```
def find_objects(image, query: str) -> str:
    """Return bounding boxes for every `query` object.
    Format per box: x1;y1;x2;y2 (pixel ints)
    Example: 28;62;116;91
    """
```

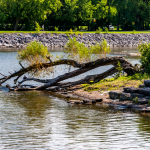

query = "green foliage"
74;27;78;32
17;40;50;64
105;27;108;33
90;39;111;59
82;72;150;92
114;61;123;79
138;43;150;73
95;27;102;34
133;97;139;104
55;26;58;31
64;37;110;62
148;100;150;106
35;22;42;32
69;28;73;32
132;30;136;34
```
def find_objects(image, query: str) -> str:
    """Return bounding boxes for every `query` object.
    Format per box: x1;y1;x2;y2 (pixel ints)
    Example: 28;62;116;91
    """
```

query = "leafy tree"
0;0;61;30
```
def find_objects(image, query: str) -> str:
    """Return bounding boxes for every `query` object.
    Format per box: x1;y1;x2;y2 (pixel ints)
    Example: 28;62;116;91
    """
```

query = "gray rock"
144;80;150;87
120;92;144;101
139;84;145;88
123;87;139;93
0;33;150;48
134;97;150;104
138;88;150;96
109;90;122;99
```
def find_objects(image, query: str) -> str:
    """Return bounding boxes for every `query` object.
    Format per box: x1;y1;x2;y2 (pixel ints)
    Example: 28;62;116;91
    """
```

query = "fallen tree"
0;56;138;91
0;39;139;91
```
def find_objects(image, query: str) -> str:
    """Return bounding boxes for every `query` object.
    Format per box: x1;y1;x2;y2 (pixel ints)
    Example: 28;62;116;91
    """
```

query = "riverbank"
56;83;150;113
50;74;150;113
0;33;150;48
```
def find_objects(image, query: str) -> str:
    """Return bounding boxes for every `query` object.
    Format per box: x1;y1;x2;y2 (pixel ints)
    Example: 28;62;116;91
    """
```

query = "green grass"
1;30;150;34
82;73;150;92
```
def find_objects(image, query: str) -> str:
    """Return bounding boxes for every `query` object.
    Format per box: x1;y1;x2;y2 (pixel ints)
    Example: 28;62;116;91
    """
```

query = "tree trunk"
14;18;20;31
117;12;120;31
0;56;138;91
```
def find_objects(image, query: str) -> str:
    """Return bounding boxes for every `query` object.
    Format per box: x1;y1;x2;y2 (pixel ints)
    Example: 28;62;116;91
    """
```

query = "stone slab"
123;87;140;93
138;88;150;96
120;92;144;101
109;90;122;99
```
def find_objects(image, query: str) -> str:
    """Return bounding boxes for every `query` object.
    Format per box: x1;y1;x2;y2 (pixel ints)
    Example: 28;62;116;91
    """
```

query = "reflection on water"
0;48;150;150
1;90;150;149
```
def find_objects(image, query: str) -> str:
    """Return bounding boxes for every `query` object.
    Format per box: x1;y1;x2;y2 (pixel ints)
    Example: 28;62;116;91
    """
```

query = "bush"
17;40;50;64
95;27;102;34
17;41;52;77
64;37;110;62
105;27;108;33
55;26;58;31
138;42;150;73
35;22;42;32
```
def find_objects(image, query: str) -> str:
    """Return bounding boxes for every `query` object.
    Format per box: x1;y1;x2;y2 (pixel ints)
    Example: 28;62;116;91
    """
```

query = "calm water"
1;48;150;150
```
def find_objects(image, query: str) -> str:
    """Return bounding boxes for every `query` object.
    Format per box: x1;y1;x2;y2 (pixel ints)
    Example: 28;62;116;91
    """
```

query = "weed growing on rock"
133;97;139;104
114;61;123;79
148;100;150;106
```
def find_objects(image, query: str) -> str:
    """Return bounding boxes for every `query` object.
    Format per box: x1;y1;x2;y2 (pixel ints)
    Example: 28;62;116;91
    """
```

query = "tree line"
0;0;150;31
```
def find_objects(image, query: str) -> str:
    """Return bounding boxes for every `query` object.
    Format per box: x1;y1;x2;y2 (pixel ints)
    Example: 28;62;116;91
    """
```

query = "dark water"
1;48;150;150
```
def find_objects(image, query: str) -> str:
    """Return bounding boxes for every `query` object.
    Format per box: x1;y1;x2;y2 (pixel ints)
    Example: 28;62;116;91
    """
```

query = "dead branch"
0;56;138;91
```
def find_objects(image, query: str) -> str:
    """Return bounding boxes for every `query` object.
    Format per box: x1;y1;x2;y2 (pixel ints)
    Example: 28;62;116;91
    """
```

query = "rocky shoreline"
54;80;150;113
0;33;150;48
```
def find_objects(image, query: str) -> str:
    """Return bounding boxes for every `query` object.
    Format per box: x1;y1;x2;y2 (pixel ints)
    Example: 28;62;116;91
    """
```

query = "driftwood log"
0;56;138;91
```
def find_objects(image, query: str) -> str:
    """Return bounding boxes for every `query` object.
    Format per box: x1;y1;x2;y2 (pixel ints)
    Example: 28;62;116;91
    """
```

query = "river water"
1;48;150;150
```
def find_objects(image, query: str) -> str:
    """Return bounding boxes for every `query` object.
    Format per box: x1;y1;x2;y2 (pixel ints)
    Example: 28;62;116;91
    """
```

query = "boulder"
144;80;150;87
138;88;150;96
139;84;145;88
120;92;144;101
123;87;140;93
109;90;122;99
134;97;150;104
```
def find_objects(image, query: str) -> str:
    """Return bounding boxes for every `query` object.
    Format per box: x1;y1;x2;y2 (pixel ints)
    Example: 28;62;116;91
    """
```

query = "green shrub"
69;28;73;32
55;26;58;31
105;27;108;33
64;37;110;62
114;61;123;79
138;42;150;73
96;27;102;34
35;22;42;32
17;40;50;64
133;97;139;104
148;100;150;106
132;29;136;34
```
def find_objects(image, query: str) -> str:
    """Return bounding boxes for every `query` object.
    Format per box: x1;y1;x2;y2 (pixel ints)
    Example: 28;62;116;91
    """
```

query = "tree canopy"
0;0;150;31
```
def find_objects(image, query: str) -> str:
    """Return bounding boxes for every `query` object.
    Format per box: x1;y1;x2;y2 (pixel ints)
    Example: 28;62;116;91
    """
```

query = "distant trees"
0;0;61;30
0;0;150;31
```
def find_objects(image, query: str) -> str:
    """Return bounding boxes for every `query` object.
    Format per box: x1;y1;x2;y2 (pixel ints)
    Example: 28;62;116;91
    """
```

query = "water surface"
1;48;150;150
